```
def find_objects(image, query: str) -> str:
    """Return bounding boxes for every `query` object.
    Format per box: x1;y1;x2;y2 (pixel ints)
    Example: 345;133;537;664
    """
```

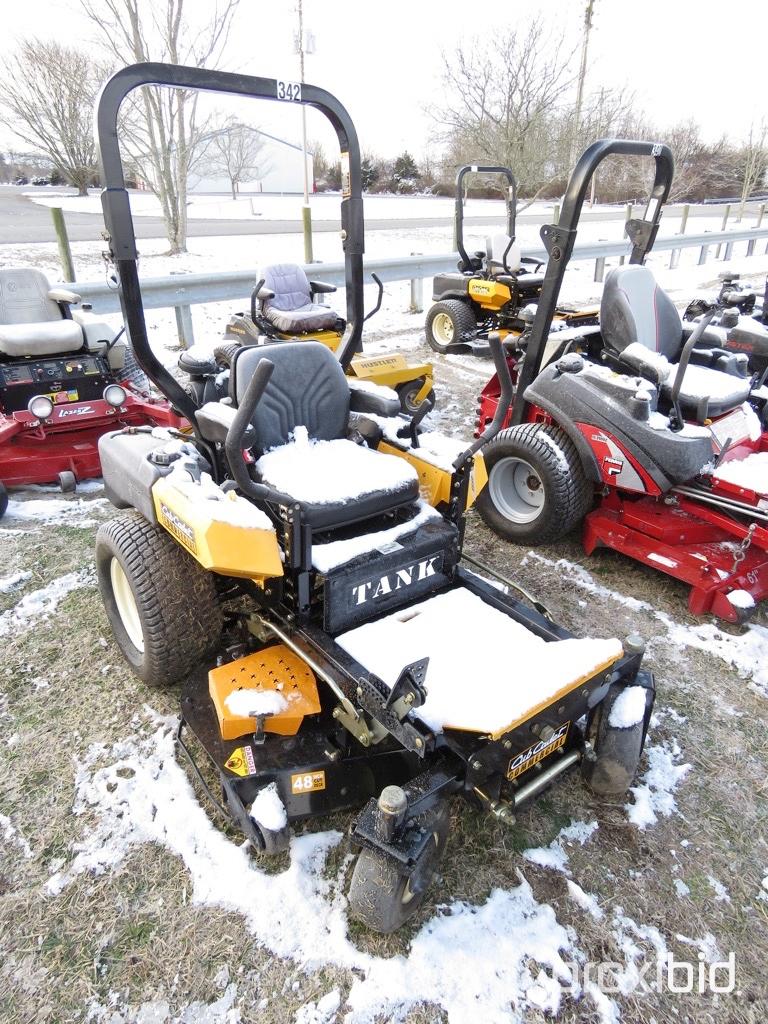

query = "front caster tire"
425;300;477;353
347;801;450;933
397;378;435;415
0;481;7;519
96;510;223;687
475;423;593;544
582;684;651;797
58;470;76;494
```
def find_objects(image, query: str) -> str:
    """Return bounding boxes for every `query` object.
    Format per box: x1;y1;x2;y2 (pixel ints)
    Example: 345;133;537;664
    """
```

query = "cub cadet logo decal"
225;745;257;777
291;770;325;794
56;405;94;418
351;556;440;605
158;502;197;553
471;283;493;294
506;723;569;781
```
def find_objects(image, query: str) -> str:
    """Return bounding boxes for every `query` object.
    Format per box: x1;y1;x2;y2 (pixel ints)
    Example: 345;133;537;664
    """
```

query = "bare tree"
738;122;768;221
209;119;268;199
0;41;106;195
432;23;577;197
81;0;240;254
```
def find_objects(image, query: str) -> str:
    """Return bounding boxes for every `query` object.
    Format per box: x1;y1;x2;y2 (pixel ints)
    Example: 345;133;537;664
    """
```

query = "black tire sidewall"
0;482;7;519
426;300;476;352
96;532;151;678
583;685;647;797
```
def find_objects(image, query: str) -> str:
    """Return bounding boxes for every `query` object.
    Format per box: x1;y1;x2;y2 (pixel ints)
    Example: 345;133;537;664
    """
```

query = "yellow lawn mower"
426;165;597;354
93;63;656;934
224;262;435;415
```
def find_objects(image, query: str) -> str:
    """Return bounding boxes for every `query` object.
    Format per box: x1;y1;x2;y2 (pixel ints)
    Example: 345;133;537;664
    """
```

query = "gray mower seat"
601;265;751;421
0;267;85;357
261;263;339;334
232;341;419;530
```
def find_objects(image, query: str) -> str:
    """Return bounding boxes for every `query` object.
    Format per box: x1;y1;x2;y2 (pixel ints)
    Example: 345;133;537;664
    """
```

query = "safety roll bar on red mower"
510;139;674;425
95;63;367;439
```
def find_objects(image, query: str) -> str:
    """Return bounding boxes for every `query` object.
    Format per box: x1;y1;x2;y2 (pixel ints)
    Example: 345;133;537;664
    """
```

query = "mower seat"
0;268;85;358
260;263;340;334
232;341;420;530
601;265;751;421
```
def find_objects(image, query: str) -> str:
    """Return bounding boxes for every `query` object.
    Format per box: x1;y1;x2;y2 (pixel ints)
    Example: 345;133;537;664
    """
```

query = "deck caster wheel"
397;379;435;416
0;481;7;519
582;683;651;797
58;470;77;493
347;800;450;933
252;821;291;855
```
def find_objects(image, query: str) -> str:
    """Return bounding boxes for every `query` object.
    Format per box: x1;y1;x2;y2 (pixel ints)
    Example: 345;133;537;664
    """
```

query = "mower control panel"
0;354;112;414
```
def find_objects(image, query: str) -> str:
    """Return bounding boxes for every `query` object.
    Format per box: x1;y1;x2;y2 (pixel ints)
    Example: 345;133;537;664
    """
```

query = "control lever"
397;392;434;449
669;310;715;431
452;332;513;469
363;273;384;322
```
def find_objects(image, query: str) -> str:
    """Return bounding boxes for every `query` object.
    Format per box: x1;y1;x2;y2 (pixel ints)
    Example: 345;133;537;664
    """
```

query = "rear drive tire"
425;300;477;353
347;800;450;933
396;379;435;415
96;510;223;687
582;684;649;797
476;423;593;544
0;482;7;519
58;470;76;494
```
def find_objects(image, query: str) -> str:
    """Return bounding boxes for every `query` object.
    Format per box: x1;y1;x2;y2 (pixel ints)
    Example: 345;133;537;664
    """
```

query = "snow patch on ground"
523;821;599;876
294;989;341;1024
566;880;604;920
0;571;31;594
0;570;94;639
85;984;241;1023
625;741;692;829
49;717;628;1024
5;496;107;527
0;812;33;859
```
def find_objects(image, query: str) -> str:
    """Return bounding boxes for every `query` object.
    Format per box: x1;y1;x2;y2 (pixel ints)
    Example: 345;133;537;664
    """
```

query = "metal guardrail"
66;225;768;346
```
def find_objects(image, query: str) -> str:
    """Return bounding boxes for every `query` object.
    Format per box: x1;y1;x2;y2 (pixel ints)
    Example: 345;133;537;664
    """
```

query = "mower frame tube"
511;139;674;425
95;63;366;429
454;165;518;272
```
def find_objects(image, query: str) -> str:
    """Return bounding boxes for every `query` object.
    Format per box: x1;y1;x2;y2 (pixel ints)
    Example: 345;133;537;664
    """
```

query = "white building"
192;130;314;195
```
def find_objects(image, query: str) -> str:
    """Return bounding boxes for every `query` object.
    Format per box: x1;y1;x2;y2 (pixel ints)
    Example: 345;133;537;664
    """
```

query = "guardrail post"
619;203;633;266
553;203;560;225
594;254;606;282
51;207;76;282
175;304;194;348
723;241;733;261
748;203;766;256
698;242;709;266
409;254;424;312
715;204;731;258
670;204;689;269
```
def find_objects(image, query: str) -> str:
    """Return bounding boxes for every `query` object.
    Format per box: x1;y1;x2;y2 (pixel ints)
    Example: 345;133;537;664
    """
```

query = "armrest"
48;287;81;304
309;280;336;295
617;342;672;386
195;401;256;447
256;286;275;301
681;321;727;348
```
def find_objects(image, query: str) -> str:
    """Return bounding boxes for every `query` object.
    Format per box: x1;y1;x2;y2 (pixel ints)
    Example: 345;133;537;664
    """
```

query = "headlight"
28;395;54;420
103;384;127;407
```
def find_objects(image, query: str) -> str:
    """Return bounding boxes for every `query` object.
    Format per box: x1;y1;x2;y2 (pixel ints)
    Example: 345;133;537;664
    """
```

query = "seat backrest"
488;234;522;273
261;264;312;312
232;341;349;453
601;265;682;360
0;268;61;325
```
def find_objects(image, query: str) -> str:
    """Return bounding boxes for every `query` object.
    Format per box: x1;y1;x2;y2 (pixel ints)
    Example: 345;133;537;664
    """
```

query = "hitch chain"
731;523;757;574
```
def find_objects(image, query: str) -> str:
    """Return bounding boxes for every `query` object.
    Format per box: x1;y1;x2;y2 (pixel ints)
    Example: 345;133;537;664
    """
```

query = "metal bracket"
385;657;429;719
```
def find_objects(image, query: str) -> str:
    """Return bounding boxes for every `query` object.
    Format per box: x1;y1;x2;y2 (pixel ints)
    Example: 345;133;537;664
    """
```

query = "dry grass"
1;336;768;1023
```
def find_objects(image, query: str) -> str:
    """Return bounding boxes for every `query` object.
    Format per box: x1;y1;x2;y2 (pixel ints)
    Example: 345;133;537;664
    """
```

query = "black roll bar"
510;138;674;426
95;62;366;431
454;165;517;272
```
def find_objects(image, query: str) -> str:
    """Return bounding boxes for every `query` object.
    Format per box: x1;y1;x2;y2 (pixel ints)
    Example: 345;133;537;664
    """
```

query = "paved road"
0;186;764;245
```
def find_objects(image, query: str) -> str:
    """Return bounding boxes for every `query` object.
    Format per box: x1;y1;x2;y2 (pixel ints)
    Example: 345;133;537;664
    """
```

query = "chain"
731;523;757;573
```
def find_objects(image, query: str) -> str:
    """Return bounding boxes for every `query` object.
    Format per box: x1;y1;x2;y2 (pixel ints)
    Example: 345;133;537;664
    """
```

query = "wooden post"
670;204;689;269
715;204;730;258
51;207;75;282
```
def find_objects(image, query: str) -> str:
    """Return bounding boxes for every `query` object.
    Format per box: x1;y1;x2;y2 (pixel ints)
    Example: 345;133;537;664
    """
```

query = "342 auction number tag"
276;80;302;101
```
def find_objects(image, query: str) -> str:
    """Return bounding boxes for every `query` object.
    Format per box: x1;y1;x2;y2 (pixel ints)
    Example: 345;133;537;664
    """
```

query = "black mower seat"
601;266;751;421
261;263;339;334
233;341;419;530
0;268;84;357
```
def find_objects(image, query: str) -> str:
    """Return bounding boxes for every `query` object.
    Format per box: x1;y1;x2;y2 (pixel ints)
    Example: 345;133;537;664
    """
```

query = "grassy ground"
1;330;768;1023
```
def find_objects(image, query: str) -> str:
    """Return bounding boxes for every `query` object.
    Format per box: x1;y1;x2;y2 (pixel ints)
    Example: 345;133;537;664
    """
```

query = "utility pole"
569;0;595;169
296;0;314;263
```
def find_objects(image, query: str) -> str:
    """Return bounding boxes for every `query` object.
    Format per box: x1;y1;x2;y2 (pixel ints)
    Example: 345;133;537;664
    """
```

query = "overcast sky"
1;0;766;162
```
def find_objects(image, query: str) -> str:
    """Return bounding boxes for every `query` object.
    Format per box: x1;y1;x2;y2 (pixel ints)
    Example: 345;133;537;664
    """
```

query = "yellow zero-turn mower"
426;165;598;354
93;63;655;933
223;264;434;416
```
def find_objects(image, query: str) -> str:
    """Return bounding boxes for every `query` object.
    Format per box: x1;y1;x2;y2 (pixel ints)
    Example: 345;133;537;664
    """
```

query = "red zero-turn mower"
0;268;182;517
474;139;768;623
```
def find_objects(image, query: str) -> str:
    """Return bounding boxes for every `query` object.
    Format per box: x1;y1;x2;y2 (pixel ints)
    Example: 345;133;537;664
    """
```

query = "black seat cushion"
601;265;683;360
231;341;350;454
